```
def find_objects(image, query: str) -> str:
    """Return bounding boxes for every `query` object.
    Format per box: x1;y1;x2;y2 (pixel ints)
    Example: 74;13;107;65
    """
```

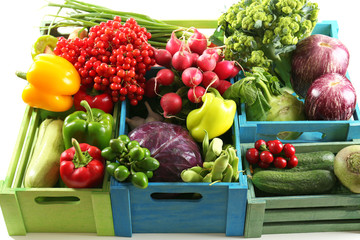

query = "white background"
0;0;359;239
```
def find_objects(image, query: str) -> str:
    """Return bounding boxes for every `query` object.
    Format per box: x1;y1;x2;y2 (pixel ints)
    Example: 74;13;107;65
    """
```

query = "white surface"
0;0;359;239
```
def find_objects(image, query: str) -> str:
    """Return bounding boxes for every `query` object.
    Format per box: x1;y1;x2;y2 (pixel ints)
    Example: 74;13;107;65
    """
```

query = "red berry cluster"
245;139;298;169
53;16;156;106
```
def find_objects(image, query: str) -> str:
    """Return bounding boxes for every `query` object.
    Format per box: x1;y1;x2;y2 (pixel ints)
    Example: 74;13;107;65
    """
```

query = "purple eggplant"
305;73;356;120
291;34;350;98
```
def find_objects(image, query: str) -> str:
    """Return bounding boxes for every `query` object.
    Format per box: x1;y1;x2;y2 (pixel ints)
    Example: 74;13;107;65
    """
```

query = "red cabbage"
129;121;203;182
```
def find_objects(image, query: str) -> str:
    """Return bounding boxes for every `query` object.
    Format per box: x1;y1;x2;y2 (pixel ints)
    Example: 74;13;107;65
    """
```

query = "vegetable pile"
103;135;160;189
53;16;156;105
214;0;319;88
246;141;360;196
181;131;239;183
13;0;360;198
246;139;298;169
146;27;241;120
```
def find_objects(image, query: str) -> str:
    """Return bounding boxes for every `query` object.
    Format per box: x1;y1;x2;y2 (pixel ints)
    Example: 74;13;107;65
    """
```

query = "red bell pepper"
60;138;105;188
73;86;114;114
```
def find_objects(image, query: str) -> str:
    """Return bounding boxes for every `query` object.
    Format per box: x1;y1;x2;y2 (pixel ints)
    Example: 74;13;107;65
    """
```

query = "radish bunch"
147;28;241;117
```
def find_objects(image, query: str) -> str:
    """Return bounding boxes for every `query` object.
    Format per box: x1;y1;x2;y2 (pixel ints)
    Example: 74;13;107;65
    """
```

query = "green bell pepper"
63;100;114;150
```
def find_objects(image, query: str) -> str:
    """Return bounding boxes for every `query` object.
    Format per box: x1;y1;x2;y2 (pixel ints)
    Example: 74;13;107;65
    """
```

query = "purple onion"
291;34;350;98
305;73;356;120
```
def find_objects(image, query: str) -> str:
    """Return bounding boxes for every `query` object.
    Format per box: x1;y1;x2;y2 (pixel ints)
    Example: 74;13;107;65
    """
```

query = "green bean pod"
202;130;209;157
190;165;209;177
203;173;213;183
205;138;223;162
210;151;230;181
222;164;234;182
227;147;239;182
189;166;204;174
181;169;204;182
203;162;214;169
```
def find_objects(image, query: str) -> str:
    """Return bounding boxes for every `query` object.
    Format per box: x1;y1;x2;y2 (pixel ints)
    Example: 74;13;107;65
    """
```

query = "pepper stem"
15;71;27;80
72;138;92;168
207;87;223;99
80;100;94;122
72;138;87;165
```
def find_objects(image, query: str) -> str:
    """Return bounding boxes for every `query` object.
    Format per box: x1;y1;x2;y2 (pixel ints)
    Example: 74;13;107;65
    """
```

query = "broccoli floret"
215;0;319;88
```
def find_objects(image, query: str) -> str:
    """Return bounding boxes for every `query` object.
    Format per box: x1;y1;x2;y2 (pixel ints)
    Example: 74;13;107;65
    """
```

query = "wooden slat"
263;220;360;234
264;207;360;222
244;199;266;238
262;194;360;209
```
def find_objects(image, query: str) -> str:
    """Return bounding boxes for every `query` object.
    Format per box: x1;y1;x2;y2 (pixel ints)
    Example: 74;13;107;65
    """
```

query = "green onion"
44;0;192;47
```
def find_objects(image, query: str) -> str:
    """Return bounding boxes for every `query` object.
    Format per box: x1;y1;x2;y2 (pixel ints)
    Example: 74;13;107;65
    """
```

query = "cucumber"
255;151;335;173
252;169;336;195
295;151;335;171
24;119;65;188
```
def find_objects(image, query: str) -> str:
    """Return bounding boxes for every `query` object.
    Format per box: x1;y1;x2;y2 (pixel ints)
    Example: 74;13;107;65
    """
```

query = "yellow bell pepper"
186;88;236;142
21;54;81;112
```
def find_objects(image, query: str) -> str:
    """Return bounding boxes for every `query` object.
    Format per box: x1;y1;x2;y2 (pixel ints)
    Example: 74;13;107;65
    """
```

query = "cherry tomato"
273;157;287;169
258;160;271;169
267;140;284;154
259;151;274;163
254;139;267;151
246;148;260;164
288;155;298;168
283;143;296;157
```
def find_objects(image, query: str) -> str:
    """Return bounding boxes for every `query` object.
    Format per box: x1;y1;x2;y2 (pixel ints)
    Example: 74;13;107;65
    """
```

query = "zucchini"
252;169;336;195
24;119;65;188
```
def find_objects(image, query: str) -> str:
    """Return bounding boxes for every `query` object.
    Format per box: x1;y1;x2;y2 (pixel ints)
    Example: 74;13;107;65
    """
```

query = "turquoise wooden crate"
238;21;360;143
110;68;248;237
241;140;360;238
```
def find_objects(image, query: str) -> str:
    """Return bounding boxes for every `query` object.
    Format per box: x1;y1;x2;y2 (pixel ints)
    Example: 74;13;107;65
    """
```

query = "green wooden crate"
241;141;360;238
0;104;119;236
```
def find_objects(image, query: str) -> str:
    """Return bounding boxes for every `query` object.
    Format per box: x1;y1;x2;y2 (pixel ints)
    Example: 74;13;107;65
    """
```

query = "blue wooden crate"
238;21;360;143
110;69;247;237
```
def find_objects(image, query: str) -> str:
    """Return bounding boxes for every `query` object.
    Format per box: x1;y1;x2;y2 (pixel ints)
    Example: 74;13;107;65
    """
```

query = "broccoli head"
215;0;319;88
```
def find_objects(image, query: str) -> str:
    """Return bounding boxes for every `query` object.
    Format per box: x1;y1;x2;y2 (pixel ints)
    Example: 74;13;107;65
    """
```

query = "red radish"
187;28;208;55
181;67;203;87
187;86;206;103
197;53;217;72
144;77;159;98
202;71;220;88
214;60;238;80
216;80;232;95
172;50;193;72
155;68;174;86
190;52;199;67
229;64;241;78
160;92;182;117
166;31;183;56
154;49;172;68
203;48;222;62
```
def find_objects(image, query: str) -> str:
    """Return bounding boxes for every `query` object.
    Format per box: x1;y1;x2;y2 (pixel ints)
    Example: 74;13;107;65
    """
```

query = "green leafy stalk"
223;67;305;122
44;0;191;47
